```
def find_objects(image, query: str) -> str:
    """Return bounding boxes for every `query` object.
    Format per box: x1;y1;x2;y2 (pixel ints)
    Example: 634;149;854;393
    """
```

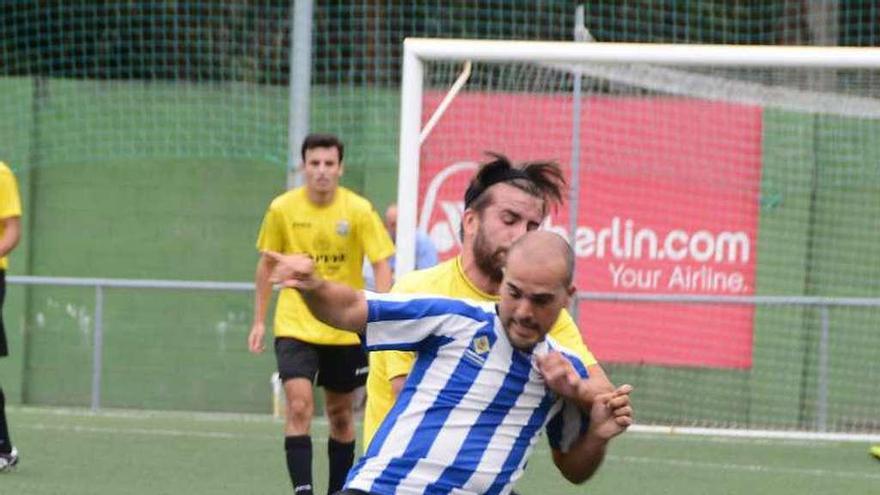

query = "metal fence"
8;276;880;432
8;275;256;411
575;292;880;432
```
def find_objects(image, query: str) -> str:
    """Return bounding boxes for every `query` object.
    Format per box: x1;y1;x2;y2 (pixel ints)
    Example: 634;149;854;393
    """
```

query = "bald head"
498;230;575;350
507;231;575;287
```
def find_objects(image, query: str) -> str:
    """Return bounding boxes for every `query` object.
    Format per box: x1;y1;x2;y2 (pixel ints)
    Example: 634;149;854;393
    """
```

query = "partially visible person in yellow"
363;153;615;448
871;445;880;461
0;161;22;472
247;134;394;495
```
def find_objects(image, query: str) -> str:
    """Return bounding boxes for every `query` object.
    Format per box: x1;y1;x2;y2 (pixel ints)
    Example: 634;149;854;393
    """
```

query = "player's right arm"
248;252;277;353
267;251;368;332
249;204;285;354
270;251;462;347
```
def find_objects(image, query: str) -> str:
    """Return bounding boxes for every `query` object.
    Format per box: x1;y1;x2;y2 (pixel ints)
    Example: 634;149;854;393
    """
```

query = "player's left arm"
539;351;633;483
550;384;633;483
0;216;21;258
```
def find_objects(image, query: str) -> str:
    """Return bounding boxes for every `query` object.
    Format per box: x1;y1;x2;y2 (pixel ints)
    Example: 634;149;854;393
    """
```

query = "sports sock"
327;438;355;494
285;435;314;495
0;387;10;454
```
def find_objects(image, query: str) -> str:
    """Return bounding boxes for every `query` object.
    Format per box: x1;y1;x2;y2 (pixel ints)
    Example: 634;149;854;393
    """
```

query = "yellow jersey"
0;162;21;270
363;256;597;446
256;186;394;345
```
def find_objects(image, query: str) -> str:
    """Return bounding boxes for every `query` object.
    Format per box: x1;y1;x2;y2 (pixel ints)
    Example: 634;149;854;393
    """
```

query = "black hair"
464;152;566;215
300;133;344;162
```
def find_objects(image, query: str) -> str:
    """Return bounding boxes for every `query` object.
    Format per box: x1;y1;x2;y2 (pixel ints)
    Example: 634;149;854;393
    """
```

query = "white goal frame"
395;38;880;276
394;39;880;442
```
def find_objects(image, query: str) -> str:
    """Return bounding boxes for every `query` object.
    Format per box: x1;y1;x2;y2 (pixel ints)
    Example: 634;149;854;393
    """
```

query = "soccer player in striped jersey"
363;153;615;452
266;230;634;495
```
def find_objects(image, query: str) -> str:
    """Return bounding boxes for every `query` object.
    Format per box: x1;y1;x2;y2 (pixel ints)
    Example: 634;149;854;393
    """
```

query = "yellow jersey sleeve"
363;349;417;448
0;163;22;270
256;205;287;253
384;350;416;381
548;309;597;366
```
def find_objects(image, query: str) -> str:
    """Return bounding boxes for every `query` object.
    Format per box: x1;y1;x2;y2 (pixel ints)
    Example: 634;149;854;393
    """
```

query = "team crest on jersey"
463;335;491;367
472;336;490;355
336;220;350;236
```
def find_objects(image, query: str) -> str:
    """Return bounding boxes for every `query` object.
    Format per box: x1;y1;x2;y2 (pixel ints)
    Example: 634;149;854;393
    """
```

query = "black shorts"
274;336;368;393
0;270;7;358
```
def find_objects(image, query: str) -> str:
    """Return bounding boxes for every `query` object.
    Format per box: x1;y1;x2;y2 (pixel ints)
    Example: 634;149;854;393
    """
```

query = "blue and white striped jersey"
347;292;591;495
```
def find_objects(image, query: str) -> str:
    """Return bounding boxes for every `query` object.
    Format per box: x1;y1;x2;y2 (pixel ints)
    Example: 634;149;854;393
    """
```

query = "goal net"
398;39;880;440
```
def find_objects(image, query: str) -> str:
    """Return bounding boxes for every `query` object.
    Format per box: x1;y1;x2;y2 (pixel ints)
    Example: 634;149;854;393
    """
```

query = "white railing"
574;291;880;435
8;275;256;411
8;276;880;437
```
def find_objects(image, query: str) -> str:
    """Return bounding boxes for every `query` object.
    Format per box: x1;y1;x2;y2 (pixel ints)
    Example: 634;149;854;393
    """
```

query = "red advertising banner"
419;92;763;369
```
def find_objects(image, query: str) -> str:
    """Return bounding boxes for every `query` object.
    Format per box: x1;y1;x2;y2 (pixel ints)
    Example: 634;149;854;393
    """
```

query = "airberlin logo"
543;217;750;264
542;217;753;293
420;162;750;265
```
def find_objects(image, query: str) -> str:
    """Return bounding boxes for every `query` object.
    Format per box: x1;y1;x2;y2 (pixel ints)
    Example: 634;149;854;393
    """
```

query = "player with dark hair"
0;161;21;472
266;230;633;495
362;152;615;452
248;133;395;495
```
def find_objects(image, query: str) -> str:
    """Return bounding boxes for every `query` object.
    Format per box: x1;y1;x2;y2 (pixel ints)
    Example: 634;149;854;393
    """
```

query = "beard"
472;226;507;284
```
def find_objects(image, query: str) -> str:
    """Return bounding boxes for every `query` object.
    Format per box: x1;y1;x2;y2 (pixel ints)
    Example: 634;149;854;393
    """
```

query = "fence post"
816;305;830;431
91;284;104;411
287;0;313;189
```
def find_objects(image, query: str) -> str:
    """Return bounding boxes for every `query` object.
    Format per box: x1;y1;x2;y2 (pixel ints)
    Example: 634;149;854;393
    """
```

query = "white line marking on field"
10;405;291;424
627;431;850;447
608;454;880;481
10;405;342;427
629;424;880;443
21;422;278;441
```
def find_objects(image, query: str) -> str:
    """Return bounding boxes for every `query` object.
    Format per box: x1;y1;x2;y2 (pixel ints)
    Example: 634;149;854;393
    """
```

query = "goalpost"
396;38;880;442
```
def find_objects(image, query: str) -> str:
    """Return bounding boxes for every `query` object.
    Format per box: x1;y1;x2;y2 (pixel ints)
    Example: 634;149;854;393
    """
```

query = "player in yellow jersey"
364;153;616;459
0;162;21;472
248;134;395;495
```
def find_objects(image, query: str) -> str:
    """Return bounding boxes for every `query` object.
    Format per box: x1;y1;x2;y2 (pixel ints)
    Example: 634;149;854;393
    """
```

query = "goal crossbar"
395;38;880;276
